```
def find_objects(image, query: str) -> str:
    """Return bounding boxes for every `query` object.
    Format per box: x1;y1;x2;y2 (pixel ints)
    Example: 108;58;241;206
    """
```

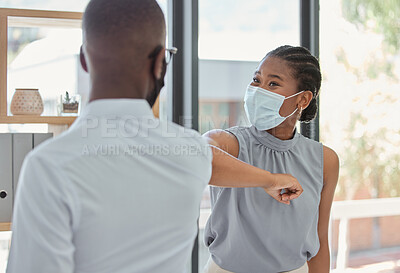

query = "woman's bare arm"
308;145;340;272
204;129;303;204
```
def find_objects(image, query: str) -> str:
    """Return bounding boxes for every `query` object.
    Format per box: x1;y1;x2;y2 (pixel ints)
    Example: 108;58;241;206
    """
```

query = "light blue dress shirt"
7;99;212;273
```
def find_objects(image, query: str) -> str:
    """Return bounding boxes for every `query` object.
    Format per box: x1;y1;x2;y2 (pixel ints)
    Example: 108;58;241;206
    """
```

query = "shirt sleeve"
197;134;213;186
185;129;213;186
6;153;79;273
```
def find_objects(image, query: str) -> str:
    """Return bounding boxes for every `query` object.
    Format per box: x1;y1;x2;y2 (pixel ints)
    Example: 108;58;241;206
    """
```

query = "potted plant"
62;91;79;114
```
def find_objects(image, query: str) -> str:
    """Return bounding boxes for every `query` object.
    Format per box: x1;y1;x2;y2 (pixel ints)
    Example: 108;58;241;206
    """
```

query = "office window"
320;0;400;271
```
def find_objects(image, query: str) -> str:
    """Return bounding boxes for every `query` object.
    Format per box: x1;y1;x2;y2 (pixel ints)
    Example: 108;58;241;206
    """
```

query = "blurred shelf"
0;116;76;125
0;222;11;232
0;8;83;127
0;8;82;21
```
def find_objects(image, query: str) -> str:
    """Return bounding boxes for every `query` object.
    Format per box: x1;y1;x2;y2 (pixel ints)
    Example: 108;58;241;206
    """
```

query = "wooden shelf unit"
0;8;82;125
0;222;11;232
0;9;83;231
0;115;76;125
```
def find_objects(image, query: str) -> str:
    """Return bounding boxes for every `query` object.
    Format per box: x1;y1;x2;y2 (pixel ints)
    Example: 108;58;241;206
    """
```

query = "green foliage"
337;111;400;200
342;0;400;54
336;113;400;199
64;91;71;103
335;47;397;82
340;0;399;82
335;1;400;200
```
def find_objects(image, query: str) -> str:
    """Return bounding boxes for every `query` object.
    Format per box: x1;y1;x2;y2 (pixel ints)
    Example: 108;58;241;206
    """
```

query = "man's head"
80;0;167;106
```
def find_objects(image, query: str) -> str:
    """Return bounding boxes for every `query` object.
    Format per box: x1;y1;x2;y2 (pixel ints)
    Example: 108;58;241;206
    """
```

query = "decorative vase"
10;88;44;115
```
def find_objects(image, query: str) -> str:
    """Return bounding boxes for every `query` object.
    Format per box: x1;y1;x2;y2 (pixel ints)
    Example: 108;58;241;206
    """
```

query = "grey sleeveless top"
204;126;323;273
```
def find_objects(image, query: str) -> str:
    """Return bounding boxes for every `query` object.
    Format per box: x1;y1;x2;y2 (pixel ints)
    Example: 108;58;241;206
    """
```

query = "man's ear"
152;93;160;118
153;47;165;80
298;90;314;109
80;46;88;73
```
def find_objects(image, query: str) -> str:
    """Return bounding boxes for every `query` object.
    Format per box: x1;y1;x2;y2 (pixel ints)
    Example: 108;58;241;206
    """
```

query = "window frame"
300;0;320;141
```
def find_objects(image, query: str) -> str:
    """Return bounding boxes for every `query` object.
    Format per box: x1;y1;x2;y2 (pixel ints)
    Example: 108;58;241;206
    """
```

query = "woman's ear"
298;90;314;110
153;47;166;80
80;46;88;73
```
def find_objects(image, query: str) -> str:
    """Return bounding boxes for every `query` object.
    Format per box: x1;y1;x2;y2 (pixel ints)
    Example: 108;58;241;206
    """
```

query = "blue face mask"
244;85;304;130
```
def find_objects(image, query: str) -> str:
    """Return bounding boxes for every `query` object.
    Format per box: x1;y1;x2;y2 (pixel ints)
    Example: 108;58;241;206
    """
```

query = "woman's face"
250;56;301;118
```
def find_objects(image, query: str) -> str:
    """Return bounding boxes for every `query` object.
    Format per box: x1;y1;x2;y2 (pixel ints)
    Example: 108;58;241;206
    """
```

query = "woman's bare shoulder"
203;129;239;158
322;145;339;186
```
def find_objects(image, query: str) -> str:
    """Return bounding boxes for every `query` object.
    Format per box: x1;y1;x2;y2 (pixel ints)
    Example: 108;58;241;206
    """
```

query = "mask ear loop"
285;90;305;100
283;92;304;118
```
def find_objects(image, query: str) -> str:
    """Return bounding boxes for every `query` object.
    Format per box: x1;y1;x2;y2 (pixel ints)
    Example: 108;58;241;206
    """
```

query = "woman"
203;45;339;273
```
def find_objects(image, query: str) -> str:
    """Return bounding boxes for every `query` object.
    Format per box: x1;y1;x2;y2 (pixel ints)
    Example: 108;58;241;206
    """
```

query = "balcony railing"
330;197;400;271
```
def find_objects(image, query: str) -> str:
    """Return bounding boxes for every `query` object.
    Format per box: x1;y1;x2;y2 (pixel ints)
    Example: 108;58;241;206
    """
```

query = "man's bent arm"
7;154;76;273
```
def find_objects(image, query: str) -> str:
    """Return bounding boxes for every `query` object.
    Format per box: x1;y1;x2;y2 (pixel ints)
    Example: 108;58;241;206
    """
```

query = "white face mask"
244;85;303;131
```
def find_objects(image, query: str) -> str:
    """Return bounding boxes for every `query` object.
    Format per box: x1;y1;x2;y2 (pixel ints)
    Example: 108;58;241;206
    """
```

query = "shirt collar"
250;125;300;152
79;99;153;118
72;99;155;128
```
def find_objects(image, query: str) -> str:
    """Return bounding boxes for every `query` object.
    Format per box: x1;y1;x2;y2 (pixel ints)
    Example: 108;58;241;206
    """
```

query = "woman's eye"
252;77;260;83
269;81;279;87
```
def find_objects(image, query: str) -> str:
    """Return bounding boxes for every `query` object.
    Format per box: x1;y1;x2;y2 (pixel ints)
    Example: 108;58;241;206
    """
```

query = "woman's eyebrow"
254;71;284;81
267;74;284;81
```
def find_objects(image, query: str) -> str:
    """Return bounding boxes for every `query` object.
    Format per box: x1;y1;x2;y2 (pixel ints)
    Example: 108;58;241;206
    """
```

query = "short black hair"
265;45;322;122
82;0;165;56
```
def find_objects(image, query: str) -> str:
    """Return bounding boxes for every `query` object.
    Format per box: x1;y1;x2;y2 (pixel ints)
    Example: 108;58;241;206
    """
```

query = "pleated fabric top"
204;126;324;273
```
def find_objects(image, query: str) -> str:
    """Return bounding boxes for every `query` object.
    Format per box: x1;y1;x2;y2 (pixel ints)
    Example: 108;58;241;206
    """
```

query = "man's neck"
88;81;148;102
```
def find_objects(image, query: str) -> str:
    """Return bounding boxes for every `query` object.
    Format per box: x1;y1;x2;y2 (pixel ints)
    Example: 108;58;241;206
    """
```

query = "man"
7;0;303;272
7;1;211;272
